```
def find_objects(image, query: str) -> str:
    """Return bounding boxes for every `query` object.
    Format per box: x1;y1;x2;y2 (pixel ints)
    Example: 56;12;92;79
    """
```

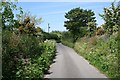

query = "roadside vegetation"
2;0;120;79
60;2;120;78
2;1;57;78
74;33;118;78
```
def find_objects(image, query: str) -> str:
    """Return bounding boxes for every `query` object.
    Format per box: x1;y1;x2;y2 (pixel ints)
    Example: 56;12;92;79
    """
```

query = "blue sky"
15;2;113;32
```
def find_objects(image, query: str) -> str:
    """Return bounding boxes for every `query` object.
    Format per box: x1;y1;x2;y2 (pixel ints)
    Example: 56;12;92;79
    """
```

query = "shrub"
2;30;56;78
95;27;105;36
61;31;74;48
2;30;20;78
16;40;56;78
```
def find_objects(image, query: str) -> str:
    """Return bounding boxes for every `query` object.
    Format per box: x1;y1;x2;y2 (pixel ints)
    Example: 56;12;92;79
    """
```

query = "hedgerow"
2;30;56;78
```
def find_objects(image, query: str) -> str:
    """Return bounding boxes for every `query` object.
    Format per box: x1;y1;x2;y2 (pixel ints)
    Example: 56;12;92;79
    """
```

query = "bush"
2;30;19;78
2;30;42;78
2;30;56;78
61;31;74;48
16;40;56;78
42;32;61;43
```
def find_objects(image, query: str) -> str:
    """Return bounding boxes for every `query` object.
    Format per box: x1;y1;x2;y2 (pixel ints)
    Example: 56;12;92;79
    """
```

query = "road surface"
44;43;107;78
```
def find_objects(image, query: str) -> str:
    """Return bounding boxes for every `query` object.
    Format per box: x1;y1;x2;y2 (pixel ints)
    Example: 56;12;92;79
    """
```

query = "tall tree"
2;1;23;30
100;2;120;35
64;7;96;42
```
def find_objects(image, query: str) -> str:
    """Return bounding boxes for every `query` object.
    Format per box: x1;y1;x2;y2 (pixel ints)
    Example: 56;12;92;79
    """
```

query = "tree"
101;23;107;32
2;1;23;30
2;2;14;29
87;22;97;37
64;7;96;42
18;16;43;36
18;16;36;35
16;11;42;26
100;2;120;35
35;27;43;33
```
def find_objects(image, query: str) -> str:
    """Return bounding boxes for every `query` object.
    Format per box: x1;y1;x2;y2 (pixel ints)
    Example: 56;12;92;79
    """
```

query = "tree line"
64;2;120;42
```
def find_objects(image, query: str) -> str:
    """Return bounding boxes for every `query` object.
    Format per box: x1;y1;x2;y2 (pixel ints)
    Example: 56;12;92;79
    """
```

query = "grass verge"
62;33;119;78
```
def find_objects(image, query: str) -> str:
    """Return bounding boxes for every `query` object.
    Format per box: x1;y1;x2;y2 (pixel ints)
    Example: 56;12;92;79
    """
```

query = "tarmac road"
44;43;108;78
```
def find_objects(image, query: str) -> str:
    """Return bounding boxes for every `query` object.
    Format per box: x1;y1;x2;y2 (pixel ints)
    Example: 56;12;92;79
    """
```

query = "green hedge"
16;40;56;78
2;30;56;78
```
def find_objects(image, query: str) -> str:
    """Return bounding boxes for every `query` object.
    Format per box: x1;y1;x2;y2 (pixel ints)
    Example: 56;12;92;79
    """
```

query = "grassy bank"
61;33;119;78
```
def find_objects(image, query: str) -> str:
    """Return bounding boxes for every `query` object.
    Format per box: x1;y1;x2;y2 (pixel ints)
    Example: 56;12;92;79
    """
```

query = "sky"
15;2;117;32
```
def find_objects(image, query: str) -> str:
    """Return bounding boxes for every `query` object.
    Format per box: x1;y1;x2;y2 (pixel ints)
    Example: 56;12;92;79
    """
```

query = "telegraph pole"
48;23;50;33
